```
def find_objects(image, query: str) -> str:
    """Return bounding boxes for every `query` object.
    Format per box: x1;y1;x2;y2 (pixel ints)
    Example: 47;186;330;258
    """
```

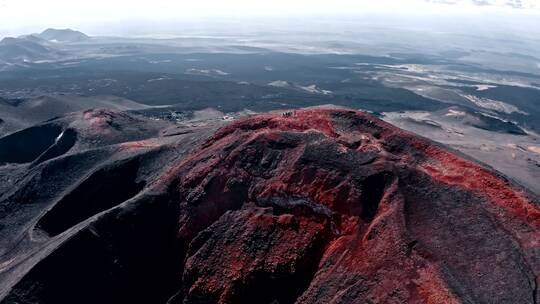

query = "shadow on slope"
0;124;65;164
36;157;146;236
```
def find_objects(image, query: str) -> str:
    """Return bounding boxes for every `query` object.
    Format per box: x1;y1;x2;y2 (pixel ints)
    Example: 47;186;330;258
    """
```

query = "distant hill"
37;28;89;42
12;34;49;44
0;36;55;61
0;95;150;136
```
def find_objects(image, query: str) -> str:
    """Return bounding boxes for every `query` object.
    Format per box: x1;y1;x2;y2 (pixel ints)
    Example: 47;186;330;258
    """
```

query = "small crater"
33;129;78;165
0;124;64;163
35;158;146;236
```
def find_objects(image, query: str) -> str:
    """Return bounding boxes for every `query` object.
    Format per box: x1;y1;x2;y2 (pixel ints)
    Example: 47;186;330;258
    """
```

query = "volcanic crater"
0;108;539;304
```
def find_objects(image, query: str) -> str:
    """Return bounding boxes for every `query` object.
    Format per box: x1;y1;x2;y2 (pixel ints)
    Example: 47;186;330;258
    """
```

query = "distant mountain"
36;28;89;42
0;36;55;61
15;34;50;44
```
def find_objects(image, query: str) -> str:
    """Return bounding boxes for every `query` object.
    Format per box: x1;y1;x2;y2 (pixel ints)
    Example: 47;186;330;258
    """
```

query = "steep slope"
0;108;538;304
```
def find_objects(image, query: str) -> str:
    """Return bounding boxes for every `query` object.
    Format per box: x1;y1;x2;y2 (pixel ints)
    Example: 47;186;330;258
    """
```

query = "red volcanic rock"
1;108;539;304
167;109;540;303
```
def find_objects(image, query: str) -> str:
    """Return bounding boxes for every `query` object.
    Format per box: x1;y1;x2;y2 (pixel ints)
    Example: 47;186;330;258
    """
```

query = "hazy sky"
1;0;539;36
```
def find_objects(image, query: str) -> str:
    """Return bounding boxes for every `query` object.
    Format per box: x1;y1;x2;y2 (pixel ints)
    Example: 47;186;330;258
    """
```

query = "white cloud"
428;0;539;9
0;0;538;36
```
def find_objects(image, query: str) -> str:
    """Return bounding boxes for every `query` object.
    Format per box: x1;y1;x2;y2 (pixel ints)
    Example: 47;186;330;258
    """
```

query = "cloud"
0;0;538;37
425;0;459;4
505;0;523;8
471;0;493;5
426;0;538;9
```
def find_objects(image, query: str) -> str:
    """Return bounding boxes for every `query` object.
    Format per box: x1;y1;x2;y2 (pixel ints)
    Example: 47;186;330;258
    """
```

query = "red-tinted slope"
165;108;540;303
1;108;539;304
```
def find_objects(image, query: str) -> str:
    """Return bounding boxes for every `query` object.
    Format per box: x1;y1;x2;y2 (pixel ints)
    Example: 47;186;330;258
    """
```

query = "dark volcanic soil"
0;108;539;304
